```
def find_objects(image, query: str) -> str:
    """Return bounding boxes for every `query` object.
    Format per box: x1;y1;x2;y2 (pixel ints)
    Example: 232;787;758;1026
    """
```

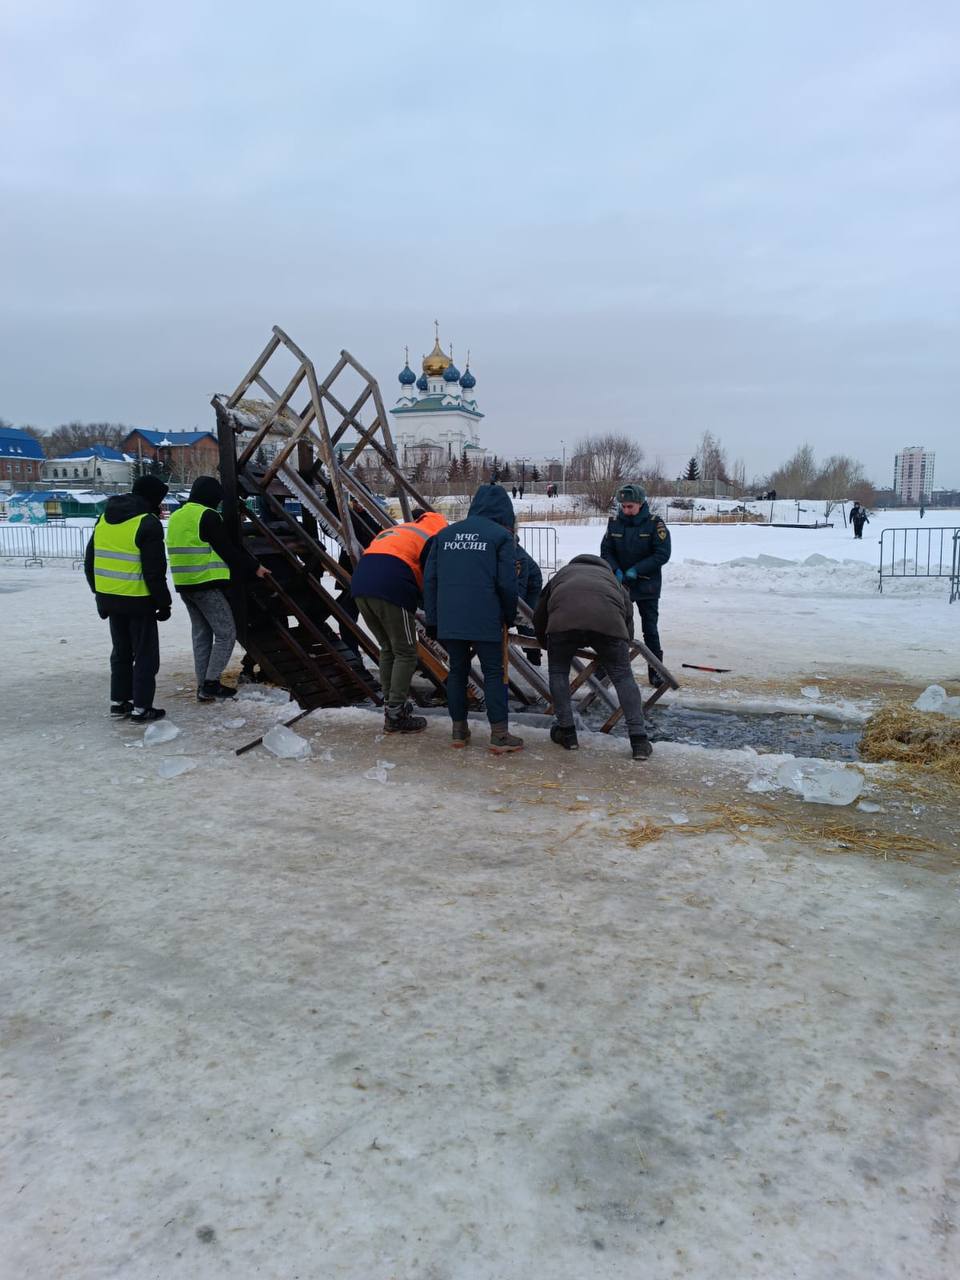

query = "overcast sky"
2;0;958;485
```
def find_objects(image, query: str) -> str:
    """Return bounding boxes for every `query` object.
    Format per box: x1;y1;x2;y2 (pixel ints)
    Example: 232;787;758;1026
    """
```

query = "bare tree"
767;442;818;498
640;453;668;497
812;454;867;514
696;431;729;487
574;432;645;512
730;457;748;496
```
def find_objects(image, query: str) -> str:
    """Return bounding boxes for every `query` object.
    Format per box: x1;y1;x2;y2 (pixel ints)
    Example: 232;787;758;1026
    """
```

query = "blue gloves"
624;565;639;582
614;568;624;583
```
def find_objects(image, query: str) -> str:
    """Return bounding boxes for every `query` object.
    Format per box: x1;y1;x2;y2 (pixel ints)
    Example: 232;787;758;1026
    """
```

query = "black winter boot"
451;720;472;748
550;724;579;750
200;680;237;701
630;734;653;760
130;707;166;723
489;722;523;754
110;701;133;717
384;702;427;734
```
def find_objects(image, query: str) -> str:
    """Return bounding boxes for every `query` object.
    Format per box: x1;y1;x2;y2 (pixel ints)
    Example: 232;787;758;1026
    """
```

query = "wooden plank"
225;332;281;408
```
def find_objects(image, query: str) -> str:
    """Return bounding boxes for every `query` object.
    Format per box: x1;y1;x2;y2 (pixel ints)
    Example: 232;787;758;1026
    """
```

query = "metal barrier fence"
878;526;960;601
0;523;89;565
518;525;560;574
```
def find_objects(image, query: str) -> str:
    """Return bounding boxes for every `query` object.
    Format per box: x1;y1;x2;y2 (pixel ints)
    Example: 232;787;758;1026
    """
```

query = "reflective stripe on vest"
166;502;230;586
361;522;433;590
93;514;150;596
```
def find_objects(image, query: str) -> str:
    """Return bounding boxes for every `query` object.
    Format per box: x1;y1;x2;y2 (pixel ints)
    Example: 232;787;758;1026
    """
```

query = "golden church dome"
422;337;451;378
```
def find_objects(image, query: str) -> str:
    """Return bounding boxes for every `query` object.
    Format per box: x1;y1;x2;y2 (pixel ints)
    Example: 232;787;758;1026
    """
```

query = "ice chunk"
363;766;390;783
912;684;960;718
857;801;881;813
222;717;246;729
800;685;821;700
913;685;946;712
756;553;797;567
262;725;311;759
668;813;689;824
143;720;180;746
157;757;197;780
776;759;863;806
803;553;834;566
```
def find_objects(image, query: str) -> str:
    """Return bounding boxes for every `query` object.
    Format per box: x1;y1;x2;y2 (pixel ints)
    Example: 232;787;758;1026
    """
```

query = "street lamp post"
561;440;566;496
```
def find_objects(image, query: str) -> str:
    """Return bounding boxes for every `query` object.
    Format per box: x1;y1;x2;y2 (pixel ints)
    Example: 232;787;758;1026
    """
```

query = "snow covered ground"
2;520;959;1279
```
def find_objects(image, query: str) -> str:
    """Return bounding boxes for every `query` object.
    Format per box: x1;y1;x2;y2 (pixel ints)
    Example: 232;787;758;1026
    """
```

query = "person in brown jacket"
533;553;652;760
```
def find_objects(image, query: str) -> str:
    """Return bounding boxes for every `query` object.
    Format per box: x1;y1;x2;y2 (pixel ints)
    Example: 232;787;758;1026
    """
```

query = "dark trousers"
633;598;662;659
443;638;508;725
108;613;160;708
548;631;647;737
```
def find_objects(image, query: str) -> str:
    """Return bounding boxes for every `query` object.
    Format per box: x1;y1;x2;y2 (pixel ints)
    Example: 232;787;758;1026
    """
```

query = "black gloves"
155;606;171;622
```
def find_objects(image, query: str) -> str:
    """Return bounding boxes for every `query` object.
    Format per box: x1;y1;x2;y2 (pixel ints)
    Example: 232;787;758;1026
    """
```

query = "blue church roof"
443;362;461;382
398;363;417;385
58;444;128;461
0;426;45;460
127;429;217;447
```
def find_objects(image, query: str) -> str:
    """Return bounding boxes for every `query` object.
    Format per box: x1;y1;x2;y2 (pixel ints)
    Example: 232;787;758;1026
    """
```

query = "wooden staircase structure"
214;326;678;723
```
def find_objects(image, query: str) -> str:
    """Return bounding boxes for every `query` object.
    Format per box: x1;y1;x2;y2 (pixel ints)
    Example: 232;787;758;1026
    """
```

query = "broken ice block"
776;759;863;806
143;720;180;746
157;757;197;780
262;725;311;759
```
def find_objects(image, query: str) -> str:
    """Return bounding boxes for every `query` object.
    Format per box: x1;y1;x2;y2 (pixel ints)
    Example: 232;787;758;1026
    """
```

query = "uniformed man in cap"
600;483;671;686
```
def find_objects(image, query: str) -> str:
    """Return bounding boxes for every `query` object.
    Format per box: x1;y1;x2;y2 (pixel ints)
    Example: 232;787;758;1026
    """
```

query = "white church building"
389;328;486;471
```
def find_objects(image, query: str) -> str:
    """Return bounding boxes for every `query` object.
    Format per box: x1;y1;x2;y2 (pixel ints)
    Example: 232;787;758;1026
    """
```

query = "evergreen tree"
531;465;541;482
447;456;461;483
684;456;701;481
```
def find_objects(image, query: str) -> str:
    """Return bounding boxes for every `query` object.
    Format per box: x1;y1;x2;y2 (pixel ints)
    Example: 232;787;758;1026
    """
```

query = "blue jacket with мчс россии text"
424;485;518;642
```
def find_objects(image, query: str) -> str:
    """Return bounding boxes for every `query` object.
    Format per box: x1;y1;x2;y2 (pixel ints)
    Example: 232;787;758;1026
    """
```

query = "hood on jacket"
102;493;154;524
468;484;515;530
569;553;616;575
413;511;448;536
188;475;224;509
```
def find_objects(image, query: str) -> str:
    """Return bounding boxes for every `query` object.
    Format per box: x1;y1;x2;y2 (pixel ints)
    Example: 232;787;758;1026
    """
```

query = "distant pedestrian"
533;555;652;760
600;483;671;686
424;485;522;753
518;485;524;499
351;509;448;734
919;503;926;519
850;502;870;539
167;476;271;702
84;475;172;722
511;486;517;499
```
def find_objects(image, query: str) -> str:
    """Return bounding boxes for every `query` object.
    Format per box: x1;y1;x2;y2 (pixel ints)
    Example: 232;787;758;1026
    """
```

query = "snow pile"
262;724;311;759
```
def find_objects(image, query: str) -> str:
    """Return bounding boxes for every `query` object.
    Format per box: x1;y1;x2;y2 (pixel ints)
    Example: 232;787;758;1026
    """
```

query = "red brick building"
0;426;45;485
121;429;219;484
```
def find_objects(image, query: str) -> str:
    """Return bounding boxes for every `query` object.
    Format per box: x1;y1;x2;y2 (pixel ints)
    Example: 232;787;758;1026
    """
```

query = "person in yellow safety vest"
83;474;172;723
166;476;270;702
349;507;448;734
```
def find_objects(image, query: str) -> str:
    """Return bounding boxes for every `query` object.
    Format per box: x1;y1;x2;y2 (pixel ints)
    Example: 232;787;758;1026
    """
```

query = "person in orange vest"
350;508;448;733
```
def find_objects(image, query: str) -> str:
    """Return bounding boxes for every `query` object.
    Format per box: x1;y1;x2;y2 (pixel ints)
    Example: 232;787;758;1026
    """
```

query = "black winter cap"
188;475;224;508
132;475;169;506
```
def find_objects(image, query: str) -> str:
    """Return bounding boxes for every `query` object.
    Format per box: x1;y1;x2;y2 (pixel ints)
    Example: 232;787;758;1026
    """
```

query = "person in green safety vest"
167;475;270;702
83;474;172;722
